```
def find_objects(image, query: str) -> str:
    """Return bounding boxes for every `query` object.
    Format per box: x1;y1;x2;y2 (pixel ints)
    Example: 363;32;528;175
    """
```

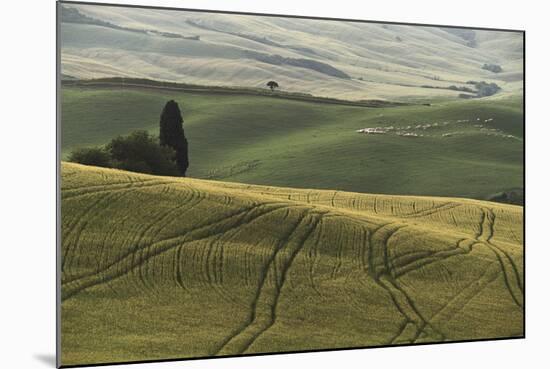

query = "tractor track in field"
61;200;275;286
484;209;523;292
62;177;245;280
416;263;502;341
62;201;273;298
62;179;178;200
61;185;205;284
128;186;208;294
391;238;478;278
61;202;298;301
306;217;326;298
195;234;245;306
62;190;133;275
383;206;523;341
330;229;346;279
62;176;156;191
398;202;461;219
213;210;325;356
60;163;525;357
365;222;445;344
477;208;524;308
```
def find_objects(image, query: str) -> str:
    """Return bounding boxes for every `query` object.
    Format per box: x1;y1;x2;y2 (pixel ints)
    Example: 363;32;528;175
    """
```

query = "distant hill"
59;4;523;101
60;162;523;366
60;5;199;40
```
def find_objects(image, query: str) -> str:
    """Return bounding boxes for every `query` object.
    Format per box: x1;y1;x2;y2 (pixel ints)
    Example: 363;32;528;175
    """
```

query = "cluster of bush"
69;100;189;177
448;85;476;93
482;63;503;73
458;81;501;99
474;81;501;96
69;131;181;176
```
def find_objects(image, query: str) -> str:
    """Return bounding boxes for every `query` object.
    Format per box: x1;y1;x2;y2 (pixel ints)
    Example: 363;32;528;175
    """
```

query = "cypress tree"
159;100;189;176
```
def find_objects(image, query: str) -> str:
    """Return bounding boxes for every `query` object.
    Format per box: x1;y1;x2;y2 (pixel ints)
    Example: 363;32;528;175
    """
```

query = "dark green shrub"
107;130;179;176
482;63;503;73
68;147;112;167
475;81;501;97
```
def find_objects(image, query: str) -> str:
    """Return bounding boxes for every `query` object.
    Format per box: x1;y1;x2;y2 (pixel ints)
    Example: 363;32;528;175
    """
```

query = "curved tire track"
214;211;324;356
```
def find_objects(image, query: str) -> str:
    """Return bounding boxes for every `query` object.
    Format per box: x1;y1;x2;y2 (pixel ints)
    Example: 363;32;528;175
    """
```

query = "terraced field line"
214;211;324;356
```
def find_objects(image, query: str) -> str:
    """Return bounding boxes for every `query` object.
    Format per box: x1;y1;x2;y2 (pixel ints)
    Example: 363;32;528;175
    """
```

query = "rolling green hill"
61;84;523;201
61;162;523;366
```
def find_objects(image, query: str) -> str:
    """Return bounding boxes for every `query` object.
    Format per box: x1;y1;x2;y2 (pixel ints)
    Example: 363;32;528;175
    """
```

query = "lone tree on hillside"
159;100;189;176
266;80;279;91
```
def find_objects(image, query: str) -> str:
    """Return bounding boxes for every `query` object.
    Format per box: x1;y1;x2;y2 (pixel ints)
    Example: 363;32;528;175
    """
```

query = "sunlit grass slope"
61;85;523;200
61;162;523;366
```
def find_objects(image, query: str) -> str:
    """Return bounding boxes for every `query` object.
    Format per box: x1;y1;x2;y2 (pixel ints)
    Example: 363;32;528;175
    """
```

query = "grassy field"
61;162;524;366
61;84;523;201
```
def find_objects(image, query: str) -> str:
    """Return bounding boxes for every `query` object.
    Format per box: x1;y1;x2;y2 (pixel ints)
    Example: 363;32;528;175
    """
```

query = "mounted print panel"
57;1;524;367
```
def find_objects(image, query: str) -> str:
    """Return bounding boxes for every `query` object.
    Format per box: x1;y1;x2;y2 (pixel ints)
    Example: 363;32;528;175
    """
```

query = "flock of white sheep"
356;117;517;140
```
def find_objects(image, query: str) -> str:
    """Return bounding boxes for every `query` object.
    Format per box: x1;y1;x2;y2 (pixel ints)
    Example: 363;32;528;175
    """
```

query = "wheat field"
60;162;523;365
